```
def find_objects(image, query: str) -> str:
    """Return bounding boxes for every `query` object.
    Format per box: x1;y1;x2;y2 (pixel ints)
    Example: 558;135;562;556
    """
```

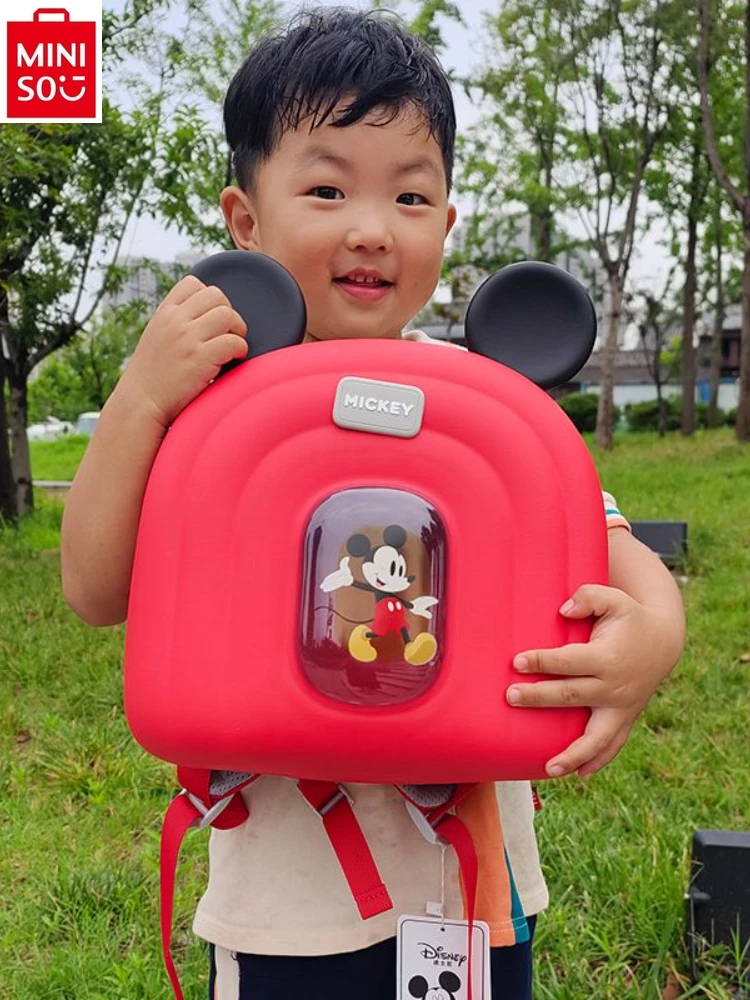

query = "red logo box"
7;8;96;119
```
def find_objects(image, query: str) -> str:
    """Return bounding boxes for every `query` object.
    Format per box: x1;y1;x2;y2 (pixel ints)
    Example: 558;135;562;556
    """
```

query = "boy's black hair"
224;7;456;194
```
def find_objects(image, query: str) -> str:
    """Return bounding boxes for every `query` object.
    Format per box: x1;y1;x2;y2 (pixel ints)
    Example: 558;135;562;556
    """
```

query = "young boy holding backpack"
61;9;685;998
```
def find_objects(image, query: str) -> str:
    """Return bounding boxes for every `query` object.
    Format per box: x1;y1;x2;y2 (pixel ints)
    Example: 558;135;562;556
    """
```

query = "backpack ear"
464;261;597;389
188;250;307;372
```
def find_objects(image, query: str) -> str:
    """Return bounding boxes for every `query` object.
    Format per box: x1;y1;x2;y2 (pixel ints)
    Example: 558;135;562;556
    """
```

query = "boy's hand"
507;585;680;779
119;276;249;428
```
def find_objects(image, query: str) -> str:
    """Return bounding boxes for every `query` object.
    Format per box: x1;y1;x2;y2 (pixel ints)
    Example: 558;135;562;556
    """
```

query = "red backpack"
124;253;606;998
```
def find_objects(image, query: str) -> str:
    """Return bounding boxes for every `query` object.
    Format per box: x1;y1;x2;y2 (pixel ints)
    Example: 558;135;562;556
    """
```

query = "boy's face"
221;104;457;342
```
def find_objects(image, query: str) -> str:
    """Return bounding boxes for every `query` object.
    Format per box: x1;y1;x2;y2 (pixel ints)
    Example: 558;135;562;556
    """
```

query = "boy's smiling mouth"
334;267;394;302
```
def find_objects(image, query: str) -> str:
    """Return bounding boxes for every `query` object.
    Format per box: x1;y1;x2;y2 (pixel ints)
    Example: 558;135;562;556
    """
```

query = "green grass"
2;429;749;998
30;435;90;481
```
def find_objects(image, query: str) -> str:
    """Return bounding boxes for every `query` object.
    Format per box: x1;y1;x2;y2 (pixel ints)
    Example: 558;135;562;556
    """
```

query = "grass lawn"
29;435;91;482
1;429;749;998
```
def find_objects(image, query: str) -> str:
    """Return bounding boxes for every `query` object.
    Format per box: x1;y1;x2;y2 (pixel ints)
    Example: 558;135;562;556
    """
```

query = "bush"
625;397;728;431
625;397;681;431
557;392;621;433
558;392;598;432
725;407;738;427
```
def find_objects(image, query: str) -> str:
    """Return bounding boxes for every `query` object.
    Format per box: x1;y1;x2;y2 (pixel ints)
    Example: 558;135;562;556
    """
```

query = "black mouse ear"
383;525;407;549
439;971;462;993
188;250;306;373
464;261;597;389
408;976;429;999
347;534;372;559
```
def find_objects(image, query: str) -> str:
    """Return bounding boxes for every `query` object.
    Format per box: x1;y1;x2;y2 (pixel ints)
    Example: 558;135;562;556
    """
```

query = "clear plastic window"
300;488;446;707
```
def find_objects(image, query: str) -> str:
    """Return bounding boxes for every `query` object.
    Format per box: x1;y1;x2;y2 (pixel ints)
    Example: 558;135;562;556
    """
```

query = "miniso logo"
2;1;103;123
333;376;425;438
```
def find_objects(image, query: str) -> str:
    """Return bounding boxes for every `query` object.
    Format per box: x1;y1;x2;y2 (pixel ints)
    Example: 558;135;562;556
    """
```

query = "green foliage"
626;398;682;432
28;305;144;424
28;360;87;424
455;0;576;270
558;392;621;433
0;0;286;516
408;0;465;55
625;397;727;432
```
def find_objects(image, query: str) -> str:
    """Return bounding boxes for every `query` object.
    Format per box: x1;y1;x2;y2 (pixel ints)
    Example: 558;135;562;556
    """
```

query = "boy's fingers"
161;274;205;307
576;725;631;778
513;643;596;676
180;285;235;323
544;710;625;776
204;333;250;367
559;584;633;619
193;305;248;340
506;677;601;709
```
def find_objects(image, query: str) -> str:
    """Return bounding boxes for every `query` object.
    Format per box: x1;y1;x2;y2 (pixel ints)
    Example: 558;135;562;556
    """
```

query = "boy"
61;9;685;999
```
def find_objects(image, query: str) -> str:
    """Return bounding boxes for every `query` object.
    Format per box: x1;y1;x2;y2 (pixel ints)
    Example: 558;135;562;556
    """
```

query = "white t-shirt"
192;330;630;956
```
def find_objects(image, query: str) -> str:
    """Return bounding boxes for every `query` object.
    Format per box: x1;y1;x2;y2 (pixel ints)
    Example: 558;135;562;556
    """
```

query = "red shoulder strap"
297;780;394;919
160;770;255;1000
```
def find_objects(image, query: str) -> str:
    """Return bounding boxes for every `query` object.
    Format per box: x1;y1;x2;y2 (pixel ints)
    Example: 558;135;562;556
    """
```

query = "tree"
1;111;158;516
698;0;750;441
456;0;681;447
0;0;286;520
0;0;174;519
631;282;681;435
0;344;14;519
699;191;743;425
28;303;146;423
463;0;575;266
558;0;682;450
646;106;713;437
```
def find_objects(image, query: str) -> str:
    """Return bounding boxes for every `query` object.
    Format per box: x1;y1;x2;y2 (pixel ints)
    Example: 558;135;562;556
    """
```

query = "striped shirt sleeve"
602;490;631;532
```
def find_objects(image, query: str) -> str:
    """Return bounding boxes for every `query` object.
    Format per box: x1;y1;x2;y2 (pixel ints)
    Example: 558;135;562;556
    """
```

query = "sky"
114;0;669;292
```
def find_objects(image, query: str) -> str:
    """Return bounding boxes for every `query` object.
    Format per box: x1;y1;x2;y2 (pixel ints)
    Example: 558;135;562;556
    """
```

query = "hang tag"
397;915;491;1000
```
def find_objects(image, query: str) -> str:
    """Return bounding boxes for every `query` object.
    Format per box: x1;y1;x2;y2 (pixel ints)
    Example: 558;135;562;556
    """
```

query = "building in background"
101;251;202;313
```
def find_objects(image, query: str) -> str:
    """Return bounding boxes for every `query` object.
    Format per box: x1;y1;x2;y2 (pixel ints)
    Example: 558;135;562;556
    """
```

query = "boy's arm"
60;388;168;626
61;276;248;627
507;527;685;778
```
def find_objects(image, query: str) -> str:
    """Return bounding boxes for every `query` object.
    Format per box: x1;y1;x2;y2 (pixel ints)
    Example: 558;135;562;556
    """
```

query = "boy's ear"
220;186;261;251
446;202;457;238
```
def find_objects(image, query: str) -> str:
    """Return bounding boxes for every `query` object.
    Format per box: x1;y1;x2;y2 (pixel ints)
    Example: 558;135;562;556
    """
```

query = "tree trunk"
738;219;750;441
656;378;667;436
708;306;724;426
707;200;725;427
0;320;17;520
681;134;702;436
537;205;553;262
8;372;33;515
680;251;698;436
595;271;624;451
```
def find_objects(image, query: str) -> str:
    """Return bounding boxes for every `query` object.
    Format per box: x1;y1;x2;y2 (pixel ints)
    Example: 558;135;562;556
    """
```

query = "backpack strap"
397;784;480;1000
297;780;394;919
160;768;259;1000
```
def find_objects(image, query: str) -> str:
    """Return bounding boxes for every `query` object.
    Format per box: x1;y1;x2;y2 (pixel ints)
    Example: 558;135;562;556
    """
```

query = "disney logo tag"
417;943;468;967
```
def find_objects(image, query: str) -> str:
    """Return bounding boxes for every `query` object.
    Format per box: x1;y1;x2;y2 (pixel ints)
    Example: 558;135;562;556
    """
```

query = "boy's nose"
344;223;394;254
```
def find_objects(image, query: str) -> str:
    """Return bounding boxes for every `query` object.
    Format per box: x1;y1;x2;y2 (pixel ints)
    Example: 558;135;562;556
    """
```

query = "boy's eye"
310;186;344;200
397;192;427;206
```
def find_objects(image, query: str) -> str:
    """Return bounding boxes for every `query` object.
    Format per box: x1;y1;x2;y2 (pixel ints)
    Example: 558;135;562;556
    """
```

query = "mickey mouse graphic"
408;971;462;1000
320;524;438;666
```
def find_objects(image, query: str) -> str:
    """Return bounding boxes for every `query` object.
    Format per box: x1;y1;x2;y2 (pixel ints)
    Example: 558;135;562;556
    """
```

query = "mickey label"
333;376;424;437
397;915;491;1000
